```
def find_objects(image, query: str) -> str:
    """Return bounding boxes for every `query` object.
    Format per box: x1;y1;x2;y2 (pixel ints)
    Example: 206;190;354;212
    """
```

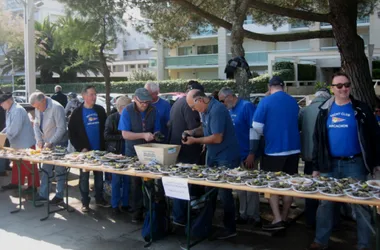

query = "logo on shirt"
88;117;98;122
86;114;99;126
332;117;345;123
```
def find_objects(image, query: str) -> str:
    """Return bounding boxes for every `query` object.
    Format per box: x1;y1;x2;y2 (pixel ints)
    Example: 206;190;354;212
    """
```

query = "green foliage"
298;64;317;80
315;81;331;93
130;70;156;81
15;77;25;85
373;69;380;79
373;60;380;69
273;61;294;71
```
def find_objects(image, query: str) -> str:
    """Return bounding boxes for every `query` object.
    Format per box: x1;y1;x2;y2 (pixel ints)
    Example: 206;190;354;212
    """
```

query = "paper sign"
162;176;190;201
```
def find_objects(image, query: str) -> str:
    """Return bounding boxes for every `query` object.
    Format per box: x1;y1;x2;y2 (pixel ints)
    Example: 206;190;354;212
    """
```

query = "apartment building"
152;13;380;94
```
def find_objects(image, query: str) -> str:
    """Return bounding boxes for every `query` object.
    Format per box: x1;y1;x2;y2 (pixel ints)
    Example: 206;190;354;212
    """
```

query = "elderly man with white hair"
144;82;171;140
51;85;68;108
30;91;68;205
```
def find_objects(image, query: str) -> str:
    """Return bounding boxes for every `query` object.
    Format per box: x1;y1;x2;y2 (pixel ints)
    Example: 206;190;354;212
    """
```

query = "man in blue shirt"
218;87;261;227
252;76;301;231
307;72;380;250
183;89;240;240
119;88;161;222
145;82;171;141
68;86;110;212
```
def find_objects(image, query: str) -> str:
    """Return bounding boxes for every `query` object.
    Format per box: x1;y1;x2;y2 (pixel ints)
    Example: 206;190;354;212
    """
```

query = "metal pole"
11;59;15;93
23;0;36;100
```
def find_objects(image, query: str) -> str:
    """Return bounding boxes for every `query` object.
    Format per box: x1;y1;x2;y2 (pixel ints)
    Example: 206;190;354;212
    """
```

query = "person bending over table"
183;89;240;240
0;93;40;192
118;88;161;223
30;92;69;205
68;85;110;212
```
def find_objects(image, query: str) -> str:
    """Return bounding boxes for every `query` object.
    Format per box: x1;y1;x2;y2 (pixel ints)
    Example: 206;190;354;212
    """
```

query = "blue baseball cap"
269;76;284;86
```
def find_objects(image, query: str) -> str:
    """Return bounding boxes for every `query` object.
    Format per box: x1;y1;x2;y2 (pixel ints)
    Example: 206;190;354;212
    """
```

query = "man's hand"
373;166;380;179
37;141;44;149
143;132;154;142
182;136;197;145
44;142;52;149
244;154;255;169
312;171;320;178
81;148;89;152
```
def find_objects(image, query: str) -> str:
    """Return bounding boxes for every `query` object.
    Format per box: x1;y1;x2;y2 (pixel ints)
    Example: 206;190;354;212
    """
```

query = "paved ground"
0;169;375;250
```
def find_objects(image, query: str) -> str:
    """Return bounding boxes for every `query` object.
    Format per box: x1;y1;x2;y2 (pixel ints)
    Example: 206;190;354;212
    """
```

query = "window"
145;50;149;54
178;47;192;56
197;45;218;54
138;50;141;55
130;65;136;69
142;64;147;68
113;65;124;72
127;51;132;55
123;50;127;56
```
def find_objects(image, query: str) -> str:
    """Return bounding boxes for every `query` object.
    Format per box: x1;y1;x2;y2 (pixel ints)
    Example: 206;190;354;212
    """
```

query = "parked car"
98;93;129;106
77;95;111;110
159;92;186;106
249;93;306;108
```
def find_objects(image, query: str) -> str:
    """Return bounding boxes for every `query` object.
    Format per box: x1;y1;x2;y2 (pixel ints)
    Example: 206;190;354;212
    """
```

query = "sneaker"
262;221;286;231
81;205;90;213
247;219;262;228
235;216;248;225
172;220;186;227
95;199;111;208
35;194;48;202
305;242;328;250
112;207;122;216
49;196;64;205
131;210;144;223
214;230;237;240
121;206;133;213
1;183;18;190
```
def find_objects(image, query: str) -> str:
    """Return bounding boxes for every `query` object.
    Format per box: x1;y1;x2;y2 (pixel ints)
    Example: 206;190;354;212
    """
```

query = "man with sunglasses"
119;88;161;222
308;72;380;250
183;89;240;240
218;87;261;227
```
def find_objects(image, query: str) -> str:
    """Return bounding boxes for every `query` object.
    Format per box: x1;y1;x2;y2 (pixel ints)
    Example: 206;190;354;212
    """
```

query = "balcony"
321;16;369;27
165;54;218;68
245;52;268;65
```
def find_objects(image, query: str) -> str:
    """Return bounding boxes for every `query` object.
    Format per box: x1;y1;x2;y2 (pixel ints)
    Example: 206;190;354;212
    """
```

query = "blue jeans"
315;157;372;249
111;173;130;208
79;170;104;206
39;164;67;199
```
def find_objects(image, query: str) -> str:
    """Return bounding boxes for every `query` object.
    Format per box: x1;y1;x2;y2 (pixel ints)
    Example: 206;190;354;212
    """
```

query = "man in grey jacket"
30;92;68;205
298;88;331;227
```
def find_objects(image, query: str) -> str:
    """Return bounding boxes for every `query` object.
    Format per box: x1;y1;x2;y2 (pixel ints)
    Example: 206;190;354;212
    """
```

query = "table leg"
374;207;380;250
10;160;22;214
65;168;74;213
143;180;153;248
31;163;43;208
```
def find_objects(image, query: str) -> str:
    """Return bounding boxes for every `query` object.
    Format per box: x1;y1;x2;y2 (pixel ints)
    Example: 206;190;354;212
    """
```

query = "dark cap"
269;76;284;86
187;80;204;93
0;92;12;104
134;88;152;102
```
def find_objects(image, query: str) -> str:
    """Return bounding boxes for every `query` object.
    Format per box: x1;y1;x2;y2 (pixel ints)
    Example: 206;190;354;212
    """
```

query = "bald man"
183;89;240;240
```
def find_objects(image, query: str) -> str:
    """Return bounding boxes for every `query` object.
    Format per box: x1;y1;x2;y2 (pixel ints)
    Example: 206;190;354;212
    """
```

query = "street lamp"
15;0;44;100
10;58;15;93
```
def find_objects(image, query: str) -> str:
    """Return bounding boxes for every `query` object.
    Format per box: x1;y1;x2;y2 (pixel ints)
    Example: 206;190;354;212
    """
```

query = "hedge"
373;61;380;70
0;70;293;94
373;69;380;79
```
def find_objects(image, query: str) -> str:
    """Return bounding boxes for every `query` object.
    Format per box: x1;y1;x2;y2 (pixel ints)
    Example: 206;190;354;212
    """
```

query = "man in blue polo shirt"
218;87;261;227
183;89;240;240
252;76;300;231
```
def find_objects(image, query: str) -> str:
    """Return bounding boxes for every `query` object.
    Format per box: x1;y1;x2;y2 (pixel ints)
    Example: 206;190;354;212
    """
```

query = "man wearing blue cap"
119;87;161;222
252;76;301;231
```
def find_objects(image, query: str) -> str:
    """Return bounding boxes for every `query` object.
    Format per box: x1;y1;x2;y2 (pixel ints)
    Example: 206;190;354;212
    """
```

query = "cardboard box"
134;143;181;165
0;133;6;148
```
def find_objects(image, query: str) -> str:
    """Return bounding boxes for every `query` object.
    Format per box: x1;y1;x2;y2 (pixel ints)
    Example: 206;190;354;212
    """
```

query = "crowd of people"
0;72;379;249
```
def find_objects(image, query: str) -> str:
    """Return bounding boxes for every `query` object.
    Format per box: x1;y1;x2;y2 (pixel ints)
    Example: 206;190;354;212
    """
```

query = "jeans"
79;170;104;206
315;157;372;249
39;164;66;199
111;173;130;208
304;161;319;226
0;158;8;173
173;185;205;224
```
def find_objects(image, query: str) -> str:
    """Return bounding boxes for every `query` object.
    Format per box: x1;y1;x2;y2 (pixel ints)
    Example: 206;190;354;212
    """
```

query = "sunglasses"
331;82;351;89
135;97;150;105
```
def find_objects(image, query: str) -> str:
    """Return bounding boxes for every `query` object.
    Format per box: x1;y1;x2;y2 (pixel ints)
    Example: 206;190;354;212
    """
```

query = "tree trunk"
230;0;250;100
329;0;377;107
99;45;111;114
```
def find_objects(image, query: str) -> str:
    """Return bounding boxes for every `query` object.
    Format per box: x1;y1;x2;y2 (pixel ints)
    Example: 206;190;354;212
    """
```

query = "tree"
0;18;102;84
134;0;379;105
56;0;128;113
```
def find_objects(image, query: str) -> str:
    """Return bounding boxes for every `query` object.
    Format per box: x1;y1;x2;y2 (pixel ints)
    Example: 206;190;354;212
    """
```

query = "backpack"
224;56;252;79
141;199;169;242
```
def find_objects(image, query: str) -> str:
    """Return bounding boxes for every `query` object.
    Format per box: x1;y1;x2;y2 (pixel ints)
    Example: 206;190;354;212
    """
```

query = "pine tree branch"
171;0;334;42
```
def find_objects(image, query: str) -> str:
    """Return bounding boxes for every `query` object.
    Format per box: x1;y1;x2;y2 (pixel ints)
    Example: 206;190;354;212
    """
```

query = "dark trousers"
304;161;319;226
79;170;104;206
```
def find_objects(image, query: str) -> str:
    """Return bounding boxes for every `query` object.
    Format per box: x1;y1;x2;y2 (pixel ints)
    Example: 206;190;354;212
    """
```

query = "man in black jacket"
104;96;131;215
308;72;380;250
51;85;68;108
68;85;110;212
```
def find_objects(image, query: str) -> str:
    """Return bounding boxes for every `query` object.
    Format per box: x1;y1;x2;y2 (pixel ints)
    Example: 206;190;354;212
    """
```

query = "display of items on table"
0;147;380;201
